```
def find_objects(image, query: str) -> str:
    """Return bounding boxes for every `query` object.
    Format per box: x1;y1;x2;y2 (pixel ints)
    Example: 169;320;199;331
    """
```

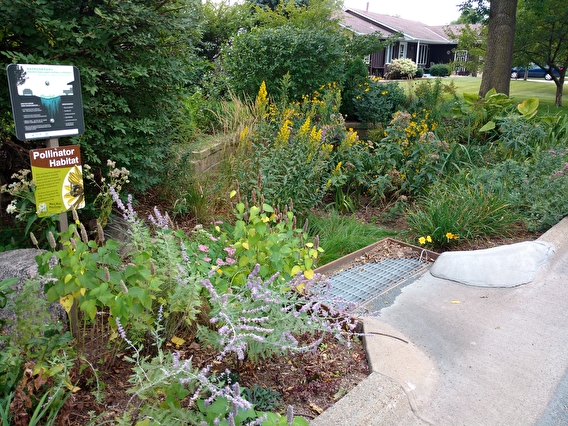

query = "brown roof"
341;9;474;44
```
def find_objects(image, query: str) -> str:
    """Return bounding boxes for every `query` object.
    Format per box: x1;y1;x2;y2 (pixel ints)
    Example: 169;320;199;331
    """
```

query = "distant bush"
385;58;418;80
429;63;452;77
223;25;345;102
415;67;424;78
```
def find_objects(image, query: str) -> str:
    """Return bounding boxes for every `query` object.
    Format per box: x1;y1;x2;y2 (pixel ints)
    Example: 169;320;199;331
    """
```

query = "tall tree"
478;0;518;96
514;0;568;106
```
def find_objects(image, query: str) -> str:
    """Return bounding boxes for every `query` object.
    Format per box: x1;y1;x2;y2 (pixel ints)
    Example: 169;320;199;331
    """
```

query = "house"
341;8;472;76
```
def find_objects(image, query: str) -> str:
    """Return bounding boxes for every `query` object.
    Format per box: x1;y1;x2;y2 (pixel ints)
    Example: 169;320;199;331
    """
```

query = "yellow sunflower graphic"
63;165;85;211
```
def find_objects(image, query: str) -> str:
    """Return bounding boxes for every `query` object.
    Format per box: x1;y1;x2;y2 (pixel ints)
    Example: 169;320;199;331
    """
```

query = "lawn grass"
307;211;396;265
443;76;568;116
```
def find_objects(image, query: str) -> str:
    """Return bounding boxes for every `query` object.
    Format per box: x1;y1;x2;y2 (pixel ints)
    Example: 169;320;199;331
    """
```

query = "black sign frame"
6;64;85;141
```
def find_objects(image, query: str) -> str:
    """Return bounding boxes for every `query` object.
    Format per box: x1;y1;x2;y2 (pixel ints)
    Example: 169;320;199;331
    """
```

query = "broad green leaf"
518;97;539;117
479;121;496;132
462;92;479;104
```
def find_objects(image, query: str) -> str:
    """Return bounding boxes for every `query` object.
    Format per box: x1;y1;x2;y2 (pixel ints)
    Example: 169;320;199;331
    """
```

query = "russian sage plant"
198;264;370;363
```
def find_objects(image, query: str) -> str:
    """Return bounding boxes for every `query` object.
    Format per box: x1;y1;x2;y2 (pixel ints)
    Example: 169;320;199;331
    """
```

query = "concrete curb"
309;372;428;426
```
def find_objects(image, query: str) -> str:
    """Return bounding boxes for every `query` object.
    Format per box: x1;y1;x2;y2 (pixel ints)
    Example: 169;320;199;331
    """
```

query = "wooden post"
45;137;77;337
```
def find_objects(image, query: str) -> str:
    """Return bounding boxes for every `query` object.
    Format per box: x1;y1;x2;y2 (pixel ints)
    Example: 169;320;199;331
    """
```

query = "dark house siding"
429;45;457;67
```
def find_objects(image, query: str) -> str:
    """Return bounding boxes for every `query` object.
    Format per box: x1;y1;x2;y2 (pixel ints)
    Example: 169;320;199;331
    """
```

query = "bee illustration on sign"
63;165;85;210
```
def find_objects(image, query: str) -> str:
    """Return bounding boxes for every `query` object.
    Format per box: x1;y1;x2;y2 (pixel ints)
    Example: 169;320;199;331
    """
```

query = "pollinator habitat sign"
29;145;85;217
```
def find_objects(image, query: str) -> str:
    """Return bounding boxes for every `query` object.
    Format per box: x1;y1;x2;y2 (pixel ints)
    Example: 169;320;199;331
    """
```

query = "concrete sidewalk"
311;217;568;426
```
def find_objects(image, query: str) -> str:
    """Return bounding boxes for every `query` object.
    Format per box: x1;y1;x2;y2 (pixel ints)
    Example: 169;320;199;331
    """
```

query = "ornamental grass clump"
406;175;521;249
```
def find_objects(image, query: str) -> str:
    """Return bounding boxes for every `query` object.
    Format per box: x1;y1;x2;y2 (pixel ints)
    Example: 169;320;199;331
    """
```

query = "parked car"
511;64;561;80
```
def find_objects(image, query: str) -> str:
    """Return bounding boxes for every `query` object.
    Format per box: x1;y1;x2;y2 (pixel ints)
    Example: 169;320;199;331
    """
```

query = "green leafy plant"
472;149;568;232
206;195;324;290
0;169;59;249
376;109;450;195
497;114;546;159
242;385;282;412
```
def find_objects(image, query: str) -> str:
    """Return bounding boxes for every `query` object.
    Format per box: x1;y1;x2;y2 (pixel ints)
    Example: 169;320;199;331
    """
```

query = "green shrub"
415;67;424;78
0;0;206;192
497;115;547;159
429;63;452;77
385;58;418;79
340;57;371;120
222;25;346;102
472;149;568;232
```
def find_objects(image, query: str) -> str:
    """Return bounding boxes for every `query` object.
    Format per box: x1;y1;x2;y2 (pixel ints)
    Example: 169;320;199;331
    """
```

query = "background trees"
514;0;568;106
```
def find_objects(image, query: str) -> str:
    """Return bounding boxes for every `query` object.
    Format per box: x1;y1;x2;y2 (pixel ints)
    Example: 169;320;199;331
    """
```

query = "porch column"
416;40;420;65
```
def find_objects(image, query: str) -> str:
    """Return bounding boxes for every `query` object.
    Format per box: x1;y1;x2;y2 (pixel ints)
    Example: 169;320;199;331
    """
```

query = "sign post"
7;64;87;338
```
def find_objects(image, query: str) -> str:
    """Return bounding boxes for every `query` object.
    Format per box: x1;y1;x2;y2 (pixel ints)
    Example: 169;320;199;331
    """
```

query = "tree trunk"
479;0;518;97
556;75;565;107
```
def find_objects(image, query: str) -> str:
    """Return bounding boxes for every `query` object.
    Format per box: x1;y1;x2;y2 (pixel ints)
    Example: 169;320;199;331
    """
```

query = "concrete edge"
537;216;568;260
309;371;428;426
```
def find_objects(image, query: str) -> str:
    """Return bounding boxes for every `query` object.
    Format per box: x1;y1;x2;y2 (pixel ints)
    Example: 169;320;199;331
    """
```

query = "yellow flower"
309;126;322;146
427;235;432;242
419;237;426;245
256;81;268;112
299;117;311;136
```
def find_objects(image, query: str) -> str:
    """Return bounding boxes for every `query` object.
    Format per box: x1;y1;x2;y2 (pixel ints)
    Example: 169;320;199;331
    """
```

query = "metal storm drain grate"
327;258;430;309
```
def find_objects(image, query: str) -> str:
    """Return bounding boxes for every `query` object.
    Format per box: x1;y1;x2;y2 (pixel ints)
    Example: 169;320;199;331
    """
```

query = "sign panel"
29;145;85;217
6;64;85;141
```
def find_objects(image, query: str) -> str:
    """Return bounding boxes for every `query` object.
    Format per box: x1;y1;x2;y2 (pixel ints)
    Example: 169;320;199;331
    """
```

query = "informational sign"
6;64;85;141
29;145;85;217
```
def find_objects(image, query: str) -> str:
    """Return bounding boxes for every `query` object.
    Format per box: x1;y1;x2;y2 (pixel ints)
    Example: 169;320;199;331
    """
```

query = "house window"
455;50;468;63
398;42;407;59
418;45;429;66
